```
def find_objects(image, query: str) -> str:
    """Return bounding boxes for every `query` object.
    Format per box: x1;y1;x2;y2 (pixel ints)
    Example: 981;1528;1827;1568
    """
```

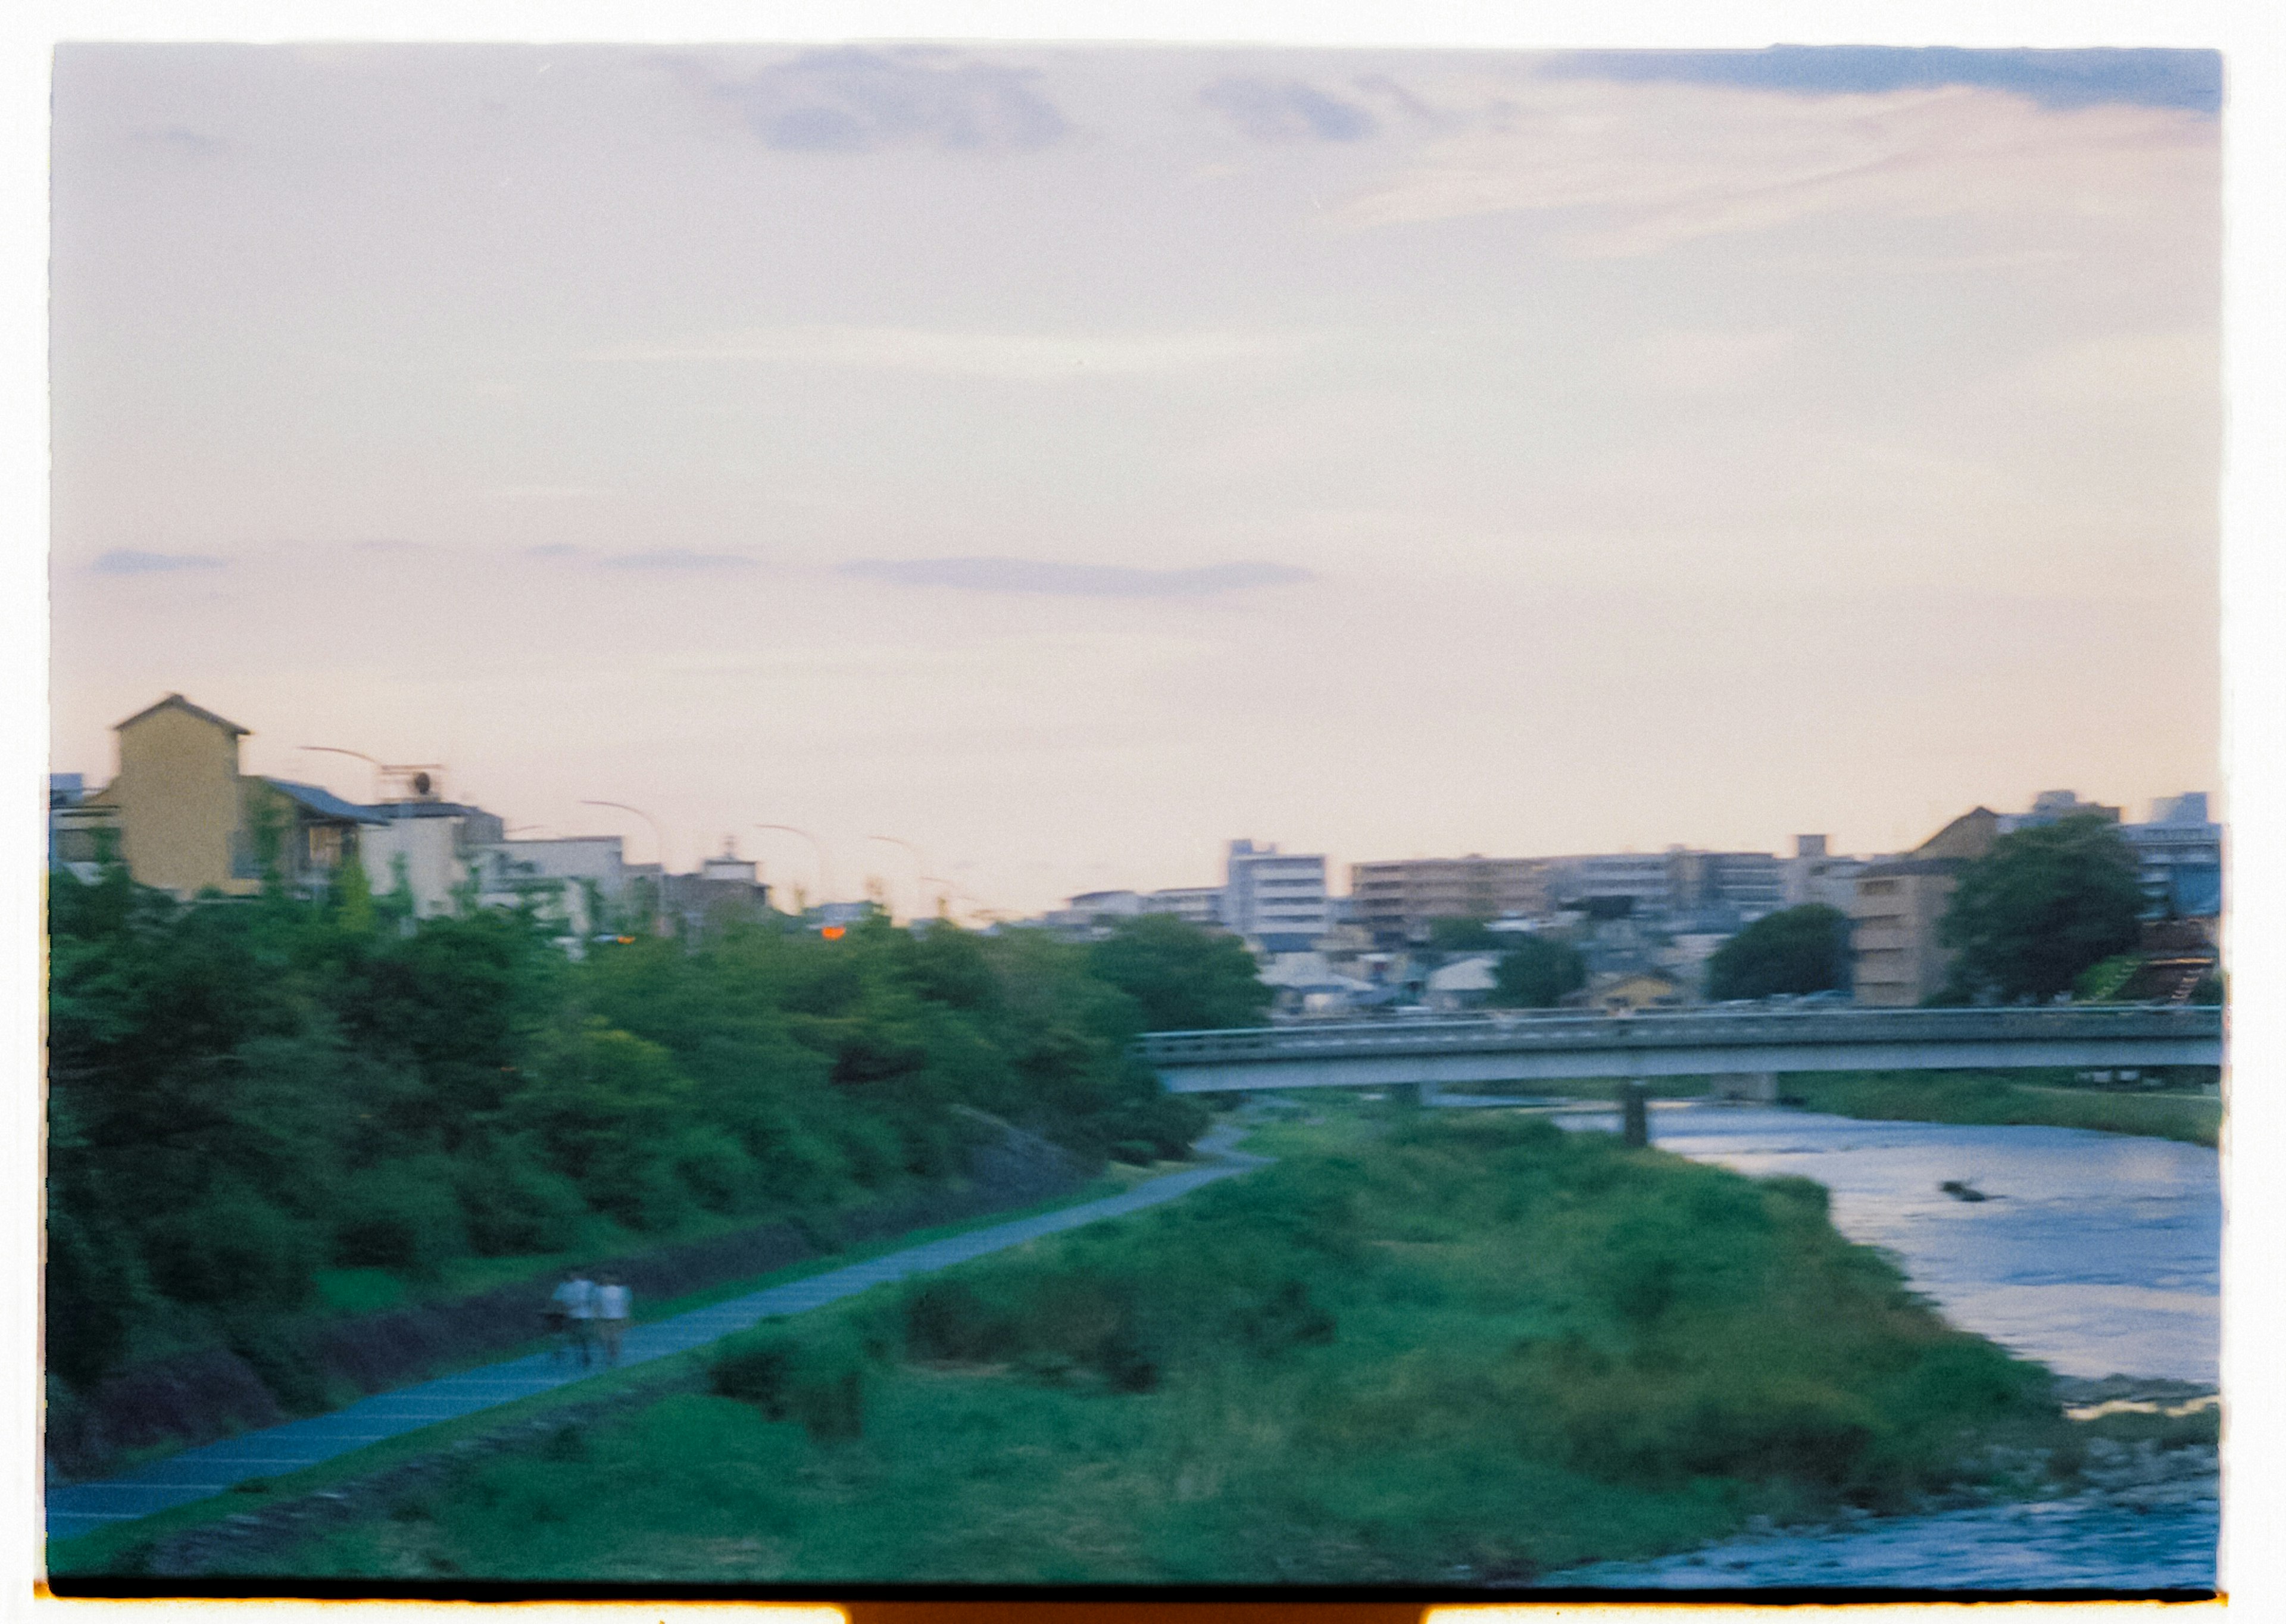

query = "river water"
1525;1100;2223;1592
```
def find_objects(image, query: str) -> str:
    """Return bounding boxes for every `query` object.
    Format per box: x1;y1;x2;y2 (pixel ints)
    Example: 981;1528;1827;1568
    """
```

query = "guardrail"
1134;1004;2223;1067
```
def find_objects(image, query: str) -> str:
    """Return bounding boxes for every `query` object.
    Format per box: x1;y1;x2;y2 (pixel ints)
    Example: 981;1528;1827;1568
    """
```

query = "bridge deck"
1137;1007;2223;1092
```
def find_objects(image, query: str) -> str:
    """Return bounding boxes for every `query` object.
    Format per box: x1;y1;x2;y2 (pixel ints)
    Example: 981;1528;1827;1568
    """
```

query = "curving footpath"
46;1126;1269;1545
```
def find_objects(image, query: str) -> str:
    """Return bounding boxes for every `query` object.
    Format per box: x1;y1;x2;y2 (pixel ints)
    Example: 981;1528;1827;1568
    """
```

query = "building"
1543;852;1673;914
359;786;509;919
1998;789;2122;834
1782;834;1865;913
464;833;632;936
2121;793;2222;920
1347;855;1550;945
1424;953;1501;1012
1849;807;2001;1007
1138;886;1225;926
69;694;381;900
656;841;772;935
1222;840;1329;952
1578;969;1685;1013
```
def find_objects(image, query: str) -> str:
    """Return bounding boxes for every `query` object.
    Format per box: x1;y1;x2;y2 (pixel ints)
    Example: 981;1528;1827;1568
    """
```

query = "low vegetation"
1781;1071;2220;1148
255;1107;2075;1585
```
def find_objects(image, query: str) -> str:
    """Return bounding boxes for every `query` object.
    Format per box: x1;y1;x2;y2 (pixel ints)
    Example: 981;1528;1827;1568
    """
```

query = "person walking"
596;1274;632;1367
552;1269;598;1369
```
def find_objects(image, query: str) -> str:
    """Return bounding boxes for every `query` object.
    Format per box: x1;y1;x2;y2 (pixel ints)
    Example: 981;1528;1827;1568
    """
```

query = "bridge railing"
1133;1004;2222;1066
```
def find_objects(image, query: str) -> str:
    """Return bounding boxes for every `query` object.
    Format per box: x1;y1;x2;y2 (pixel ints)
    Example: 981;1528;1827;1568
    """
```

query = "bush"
710;1323;868;1442
453;1145;591;1257
143;1183;322;1312
332;1160;470;1276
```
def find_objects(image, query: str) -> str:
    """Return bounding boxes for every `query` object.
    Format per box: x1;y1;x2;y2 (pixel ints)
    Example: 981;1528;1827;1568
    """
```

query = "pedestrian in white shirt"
552;1270;598;1368
596;1275;632;1367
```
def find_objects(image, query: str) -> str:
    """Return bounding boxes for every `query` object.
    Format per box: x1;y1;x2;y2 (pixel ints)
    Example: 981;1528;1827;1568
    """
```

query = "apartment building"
1850;807;2001;1006
1348;855;1550;944
1223;839;1329;952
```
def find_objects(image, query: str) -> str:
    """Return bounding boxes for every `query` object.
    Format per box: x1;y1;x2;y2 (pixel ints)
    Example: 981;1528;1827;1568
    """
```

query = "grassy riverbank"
255;1105;2073;1585
1779;1072;2220;1148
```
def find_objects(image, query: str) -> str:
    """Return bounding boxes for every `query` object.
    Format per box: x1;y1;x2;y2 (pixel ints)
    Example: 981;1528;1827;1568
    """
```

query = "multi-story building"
1139;886;1225;926
1782;834;1865;913
1667;848;1786;923
1999;789;2122;834
1223;839;1329;952
1347;855;1550;944
2122;793;2222;920
67;694;377;900
1543;852;1673;914
1850;807;2001;1006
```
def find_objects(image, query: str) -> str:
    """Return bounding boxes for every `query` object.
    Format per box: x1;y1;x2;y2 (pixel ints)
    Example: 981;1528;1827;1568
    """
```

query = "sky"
46;42;2225;918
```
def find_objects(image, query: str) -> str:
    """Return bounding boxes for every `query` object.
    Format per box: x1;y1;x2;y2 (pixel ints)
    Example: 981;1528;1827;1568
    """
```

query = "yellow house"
79;694;377;899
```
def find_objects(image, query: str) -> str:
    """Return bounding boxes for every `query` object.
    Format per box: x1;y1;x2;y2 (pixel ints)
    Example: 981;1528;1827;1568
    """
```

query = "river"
1513;1099;2223;1592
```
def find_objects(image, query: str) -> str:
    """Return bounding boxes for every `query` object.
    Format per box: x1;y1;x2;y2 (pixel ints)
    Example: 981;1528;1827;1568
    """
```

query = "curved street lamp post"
582;799;670;935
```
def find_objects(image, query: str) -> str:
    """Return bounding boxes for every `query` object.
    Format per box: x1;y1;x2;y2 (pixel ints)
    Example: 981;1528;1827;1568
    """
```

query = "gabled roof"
113;692;250;736
260;777;383;824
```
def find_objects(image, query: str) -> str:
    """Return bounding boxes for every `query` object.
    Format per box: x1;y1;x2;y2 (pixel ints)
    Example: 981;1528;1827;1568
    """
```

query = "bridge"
1136;1005;2224;1096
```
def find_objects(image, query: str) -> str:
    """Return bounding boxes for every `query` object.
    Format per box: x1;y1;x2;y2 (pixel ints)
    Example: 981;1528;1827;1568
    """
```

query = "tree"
1939;813;2146;1002
1086;914;1272;1032
1489;935;1587;1008
1703;905;1852;1001
1426;916;1500;953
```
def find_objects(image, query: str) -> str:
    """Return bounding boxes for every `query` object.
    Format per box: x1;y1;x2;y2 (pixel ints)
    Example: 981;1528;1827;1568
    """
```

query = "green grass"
1782;1072;2221;1148
247;1108;2079;1586
44;1166;1151;1575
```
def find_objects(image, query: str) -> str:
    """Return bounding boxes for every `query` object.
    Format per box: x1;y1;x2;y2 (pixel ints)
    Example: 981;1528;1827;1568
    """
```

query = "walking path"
46;1128;1267;1544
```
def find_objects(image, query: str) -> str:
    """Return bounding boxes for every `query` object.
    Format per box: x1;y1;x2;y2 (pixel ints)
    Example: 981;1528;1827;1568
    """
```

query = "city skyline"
47;42;2223;916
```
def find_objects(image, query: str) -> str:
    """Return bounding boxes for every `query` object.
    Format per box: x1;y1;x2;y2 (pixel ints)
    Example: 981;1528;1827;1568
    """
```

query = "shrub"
332;1160;470;1276
710;1323;868;1442
142;1182;322;1311
453;1144;591;1256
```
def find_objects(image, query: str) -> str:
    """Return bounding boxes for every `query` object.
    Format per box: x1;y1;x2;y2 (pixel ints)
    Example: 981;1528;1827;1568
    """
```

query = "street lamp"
582;799;669;934
298;745;444;803
755;823;832;911
866;834;928;923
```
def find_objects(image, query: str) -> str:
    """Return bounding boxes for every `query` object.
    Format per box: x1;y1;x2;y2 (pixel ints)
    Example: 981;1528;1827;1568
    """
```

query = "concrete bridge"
1136;1005;2223;1097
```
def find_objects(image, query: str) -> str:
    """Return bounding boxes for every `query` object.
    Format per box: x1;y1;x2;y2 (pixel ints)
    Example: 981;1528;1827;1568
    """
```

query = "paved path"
46;1129;1267;1543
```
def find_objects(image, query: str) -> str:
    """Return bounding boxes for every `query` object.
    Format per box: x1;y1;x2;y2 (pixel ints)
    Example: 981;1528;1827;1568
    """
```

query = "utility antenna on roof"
297;745;446;803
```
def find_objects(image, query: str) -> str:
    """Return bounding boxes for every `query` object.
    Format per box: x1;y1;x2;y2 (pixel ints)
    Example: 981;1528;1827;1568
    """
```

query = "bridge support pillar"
1620;1080;1650;1148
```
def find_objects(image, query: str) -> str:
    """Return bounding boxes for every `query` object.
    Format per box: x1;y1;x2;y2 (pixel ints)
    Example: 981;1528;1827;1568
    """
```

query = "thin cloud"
587;324;1308;380
601;550;760;571
127;124;223;155
1543;47;2222;117
1201;77;1378;143
1337;79;2213;257
676;47;1069;154
841;557;1313;598
89;549;227;574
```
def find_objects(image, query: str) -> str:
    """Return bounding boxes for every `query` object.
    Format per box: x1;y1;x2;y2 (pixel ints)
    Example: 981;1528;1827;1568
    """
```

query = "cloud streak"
678;48;1069;154
89;549;227;574
1337;79;2214;257
841;557;1313;598
1200;76;1377;142
588;324;1308;380
1542;47;2222;116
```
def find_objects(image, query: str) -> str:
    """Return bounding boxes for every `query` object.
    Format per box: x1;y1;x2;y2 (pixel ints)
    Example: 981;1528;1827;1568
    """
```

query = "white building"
1223;839;1329;951
1781;834;1866;914
1139;885;1226;926
466;835;631;938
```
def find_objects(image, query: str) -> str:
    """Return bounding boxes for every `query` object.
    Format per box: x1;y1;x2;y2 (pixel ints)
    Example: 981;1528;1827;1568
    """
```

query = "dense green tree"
1426;916;1500;953
1489;935;1587;1008
1086;914;1272;1032
1703;905;1853;1001
1940;814;2146;1002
